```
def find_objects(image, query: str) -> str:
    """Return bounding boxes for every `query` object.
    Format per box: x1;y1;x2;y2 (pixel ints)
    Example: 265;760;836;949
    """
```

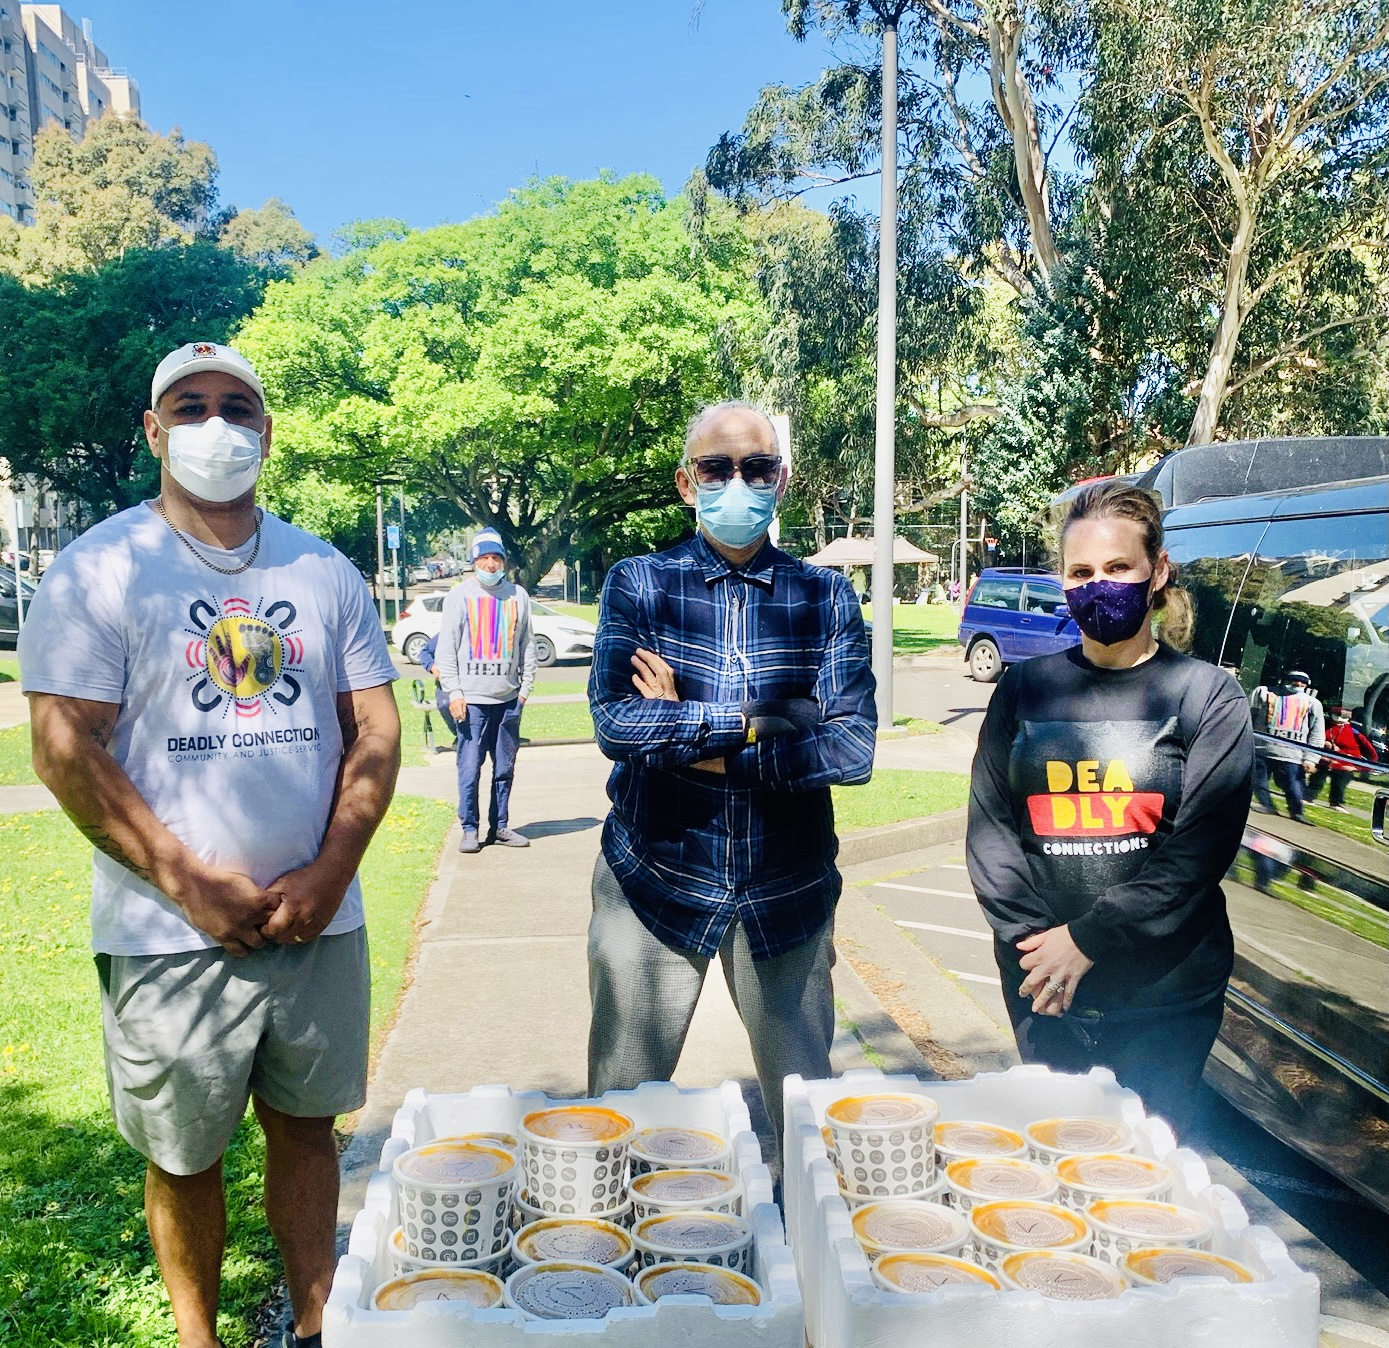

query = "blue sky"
86;1;849;245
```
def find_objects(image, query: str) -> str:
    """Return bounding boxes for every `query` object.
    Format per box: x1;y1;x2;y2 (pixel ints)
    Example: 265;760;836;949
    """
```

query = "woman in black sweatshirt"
967;482;1253;1132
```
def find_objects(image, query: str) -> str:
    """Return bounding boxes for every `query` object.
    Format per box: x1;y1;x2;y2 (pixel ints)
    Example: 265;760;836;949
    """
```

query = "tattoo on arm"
336;699;363;751
88;717;114;749
71;817;154;883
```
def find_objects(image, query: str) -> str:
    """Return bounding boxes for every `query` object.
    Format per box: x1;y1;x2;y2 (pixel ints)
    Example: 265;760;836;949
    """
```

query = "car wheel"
534;634;557;667
969;638;1003;683
401;633;428;664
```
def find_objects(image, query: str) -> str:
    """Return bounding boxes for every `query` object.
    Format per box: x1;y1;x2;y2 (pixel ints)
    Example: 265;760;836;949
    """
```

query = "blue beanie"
470;529;507;561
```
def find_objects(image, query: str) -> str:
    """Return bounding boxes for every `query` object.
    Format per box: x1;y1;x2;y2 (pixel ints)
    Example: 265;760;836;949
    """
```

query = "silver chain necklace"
153;498;262;576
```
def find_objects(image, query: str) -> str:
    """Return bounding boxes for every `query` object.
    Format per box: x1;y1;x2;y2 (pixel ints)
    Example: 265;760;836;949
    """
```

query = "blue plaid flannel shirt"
589;533;877;960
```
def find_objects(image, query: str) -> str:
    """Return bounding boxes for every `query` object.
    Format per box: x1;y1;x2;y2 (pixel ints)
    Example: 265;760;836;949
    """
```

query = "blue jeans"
456;699;521;833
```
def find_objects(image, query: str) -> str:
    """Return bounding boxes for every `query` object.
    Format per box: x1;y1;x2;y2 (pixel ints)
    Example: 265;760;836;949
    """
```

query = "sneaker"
282;1331;322;1348
489;828;531;848
459;828;481;854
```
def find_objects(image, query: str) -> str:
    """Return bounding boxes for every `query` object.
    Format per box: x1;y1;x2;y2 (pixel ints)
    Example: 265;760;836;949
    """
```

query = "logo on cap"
192;343;218;358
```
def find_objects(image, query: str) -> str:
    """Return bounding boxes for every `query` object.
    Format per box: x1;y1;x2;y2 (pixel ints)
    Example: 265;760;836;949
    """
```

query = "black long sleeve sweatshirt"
967;643;1254;1016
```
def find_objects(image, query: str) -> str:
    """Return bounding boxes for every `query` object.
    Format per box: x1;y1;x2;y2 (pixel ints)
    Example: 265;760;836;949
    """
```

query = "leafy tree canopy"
237;174;766;586
218;197;319;276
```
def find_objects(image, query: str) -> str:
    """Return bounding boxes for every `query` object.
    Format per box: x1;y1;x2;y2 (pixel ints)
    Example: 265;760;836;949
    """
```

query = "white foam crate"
785;1065;1320;1348
325;1079;803;1346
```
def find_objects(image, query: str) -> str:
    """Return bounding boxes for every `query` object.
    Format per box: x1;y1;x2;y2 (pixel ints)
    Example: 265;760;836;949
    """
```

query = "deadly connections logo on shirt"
181;596;308;718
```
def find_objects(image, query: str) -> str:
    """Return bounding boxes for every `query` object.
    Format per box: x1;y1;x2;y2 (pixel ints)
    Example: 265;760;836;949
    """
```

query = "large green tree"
0;245;267;513
218;197;319;276
237;175;765;587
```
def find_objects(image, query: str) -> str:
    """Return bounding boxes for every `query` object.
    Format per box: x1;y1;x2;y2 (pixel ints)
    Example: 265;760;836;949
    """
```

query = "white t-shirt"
19;503;398;955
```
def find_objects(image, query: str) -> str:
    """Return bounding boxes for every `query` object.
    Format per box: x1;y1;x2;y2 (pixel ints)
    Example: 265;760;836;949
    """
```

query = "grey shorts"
96;927;370;1176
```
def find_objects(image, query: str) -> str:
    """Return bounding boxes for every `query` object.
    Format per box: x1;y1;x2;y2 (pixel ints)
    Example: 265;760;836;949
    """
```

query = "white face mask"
161;416;264;503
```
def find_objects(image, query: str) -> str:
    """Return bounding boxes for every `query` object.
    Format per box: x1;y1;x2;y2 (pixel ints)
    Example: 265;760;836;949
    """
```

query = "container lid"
1001;1251;1125;1300
372;1268;504;1310
522;1106;634;1145
873;1252;1001;1292
630;1126;727;1163
1087;1200;1210;1239
1025;1117;1132;1155
935;1121;1026;1156
853;1201;965;1252
508;1261;633;1319
441;1130;519;1154
970;1201;1087;1247
635;1212;748;1252
516;1218;631;1265
825;1094;936;1128
396;1142;515;1185
946;1158;1055;1199
1058;1153;1170;1192
1123;1248;1255;1284
636;1262;762;1305
630;1169;738;1203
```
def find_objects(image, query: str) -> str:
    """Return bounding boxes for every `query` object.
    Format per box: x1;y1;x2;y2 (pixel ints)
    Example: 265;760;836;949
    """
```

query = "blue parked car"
957;567;1079;681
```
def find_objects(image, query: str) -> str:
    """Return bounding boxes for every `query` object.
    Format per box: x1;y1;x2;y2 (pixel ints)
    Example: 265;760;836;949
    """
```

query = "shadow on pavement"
519;817;602;838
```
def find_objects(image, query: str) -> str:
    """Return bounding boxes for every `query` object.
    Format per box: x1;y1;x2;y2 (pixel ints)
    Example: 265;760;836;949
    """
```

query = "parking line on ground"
950;970;1002;986
875;882;976;899
896;920;992;943
939;863;969;871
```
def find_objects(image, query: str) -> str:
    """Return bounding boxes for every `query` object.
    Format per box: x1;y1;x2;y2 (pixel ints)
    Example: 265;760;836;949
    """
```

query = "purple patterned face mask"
1064;576;1153;645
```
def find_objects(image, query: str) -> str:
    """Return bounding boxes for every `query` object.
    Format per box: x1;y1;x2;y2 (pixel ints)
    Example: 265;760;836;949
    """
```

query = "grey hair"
682;401;779;458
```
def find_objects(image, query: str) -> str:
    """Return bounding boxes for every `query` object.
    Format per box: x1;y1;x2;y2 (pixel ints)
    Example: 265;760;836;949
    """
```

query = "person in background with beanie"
435;529;537;853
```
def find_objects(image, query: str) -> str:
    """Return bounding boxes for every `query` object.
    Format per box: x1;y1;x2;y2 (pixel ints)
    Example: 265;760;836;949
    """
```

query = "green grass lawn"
0;656;17;683
833;768;970;831
0;724;37;786
0;795;454;1347
862;602;962;656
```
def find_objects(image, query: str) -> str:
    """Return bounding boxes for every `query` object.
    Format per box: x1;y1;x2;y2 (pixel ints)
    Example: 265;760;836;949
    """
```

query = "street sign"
386;524;400;550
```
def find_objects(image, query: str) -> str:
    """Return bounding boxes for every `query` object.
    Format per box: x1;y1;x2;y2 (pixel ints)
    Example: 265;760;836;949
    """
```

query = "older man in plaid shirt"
586;402;877;1151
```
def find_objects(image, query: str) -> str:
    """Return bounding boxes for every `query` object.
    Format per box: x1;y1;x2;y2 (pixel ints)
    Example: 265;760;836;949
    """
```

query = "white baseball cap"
151;342;266;409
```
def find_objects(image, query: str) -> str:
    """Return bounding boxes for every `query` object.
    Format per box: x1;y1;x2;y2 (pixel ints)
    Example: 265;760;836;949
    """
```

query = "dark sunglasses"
685;454;783;492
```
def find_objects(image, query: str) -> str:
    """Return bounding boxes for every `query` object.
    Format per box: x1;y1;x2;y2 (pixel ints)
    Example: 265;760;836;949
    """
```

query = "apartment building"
0;4;139;224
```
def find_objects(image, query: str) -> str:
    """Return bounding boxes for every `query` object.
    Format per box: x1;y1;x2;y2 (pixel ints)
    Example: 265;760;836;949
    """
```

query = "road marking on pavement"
950;970;1002;986
875;882;976;899
940;863;969;871
896;920;992;943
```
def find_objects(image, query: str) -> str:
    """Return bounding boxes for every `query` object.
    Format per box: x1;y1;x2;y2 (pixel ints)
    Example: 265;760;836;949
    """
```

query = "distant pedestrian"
20;341;400;1348
418;633;459;746
1307;706;1377;810
1250;670;1325;823
967;481;1253;1134
435;529;537;853
586;401;877;1154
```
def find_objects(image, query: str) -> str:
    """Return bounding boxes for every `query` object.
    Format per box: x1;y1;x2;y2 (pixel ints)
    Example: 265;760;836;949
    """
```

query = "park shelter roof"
802;536;939;566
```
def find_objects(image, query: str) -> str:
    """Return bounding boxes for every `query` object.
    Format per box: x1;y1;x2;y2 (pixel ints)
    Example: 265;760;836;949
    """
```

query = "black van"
1140;437;1389;1211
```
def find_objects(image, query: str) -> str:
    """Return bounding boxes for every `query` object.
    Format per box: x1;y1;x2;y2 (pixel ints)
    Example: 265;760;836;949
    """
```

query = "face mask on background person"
476;564;506;587
161;416;264;503
1065;574;1154;645
696;477;778;550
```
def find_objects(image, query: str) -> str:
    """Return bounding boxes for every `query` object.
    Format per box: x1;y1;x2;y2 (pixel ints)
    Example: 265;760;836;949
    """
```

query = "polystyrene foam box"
784;1065;1320;1348
324;1080;803;1346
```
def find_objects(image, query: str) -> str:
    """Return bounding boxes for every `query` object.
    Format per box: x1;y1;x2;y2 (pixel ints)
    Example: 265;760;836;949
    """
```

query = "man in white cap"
435;527;537;853
19;342;401;1348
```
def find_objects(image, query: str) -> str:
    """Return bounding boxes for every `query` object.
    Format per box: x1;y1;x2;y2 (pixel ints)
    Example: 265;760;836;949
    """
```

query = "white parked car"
392;594;597;667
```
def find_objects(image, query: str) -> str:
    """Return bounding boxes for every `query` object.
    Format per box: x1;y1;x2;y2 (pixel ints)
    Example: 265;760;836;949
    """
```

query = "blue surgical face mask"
696;478;778;550
1065;575;1153;645
475;564;505;587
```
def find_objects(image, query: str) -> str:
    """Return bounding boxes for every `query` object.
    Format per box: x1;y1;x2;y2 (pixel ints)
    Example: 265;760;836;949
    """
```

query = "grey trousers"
586;853;835;1158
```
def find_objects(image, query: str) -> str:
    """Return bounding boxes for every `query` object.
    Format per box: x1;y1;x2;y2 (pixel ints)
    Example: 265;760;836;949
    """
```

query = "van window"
1222;511;1388;746
969;578;1023;611
1163;522;1268;668
1021;582;1065;616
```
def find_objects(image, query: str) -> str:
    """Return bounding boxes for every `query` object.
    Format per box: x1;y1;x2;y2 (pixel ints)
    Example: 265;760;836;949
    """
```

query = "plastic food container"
520;1107;634;1217
1120;1247;1257;1286
370;1267;505;1310
627;1168;743;1222
999;1250;1127;1300
510;1216;634;1271
825;1094;939;1198
630;1211;754;1275
632;1261;763;1306
387;1225;509;1278
870;1251;1001;1293
513;1187;631;1231
392;1141;518;1261
944;1157;1059;1213
934;1121;1027;1163
1055;1153;1174;1210
502;1259;634;1320
967;1200;1091;1272
1086;1200;1214;1265
851;1200;969;1260
1024;1117;1134;1169
628;1126;731;1176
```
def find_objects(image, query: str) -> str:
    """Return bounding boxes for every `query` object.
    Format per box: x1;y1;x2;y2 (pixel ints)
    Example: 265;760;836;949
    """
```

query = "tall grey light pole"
870;13;899;728
375;485;387;628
